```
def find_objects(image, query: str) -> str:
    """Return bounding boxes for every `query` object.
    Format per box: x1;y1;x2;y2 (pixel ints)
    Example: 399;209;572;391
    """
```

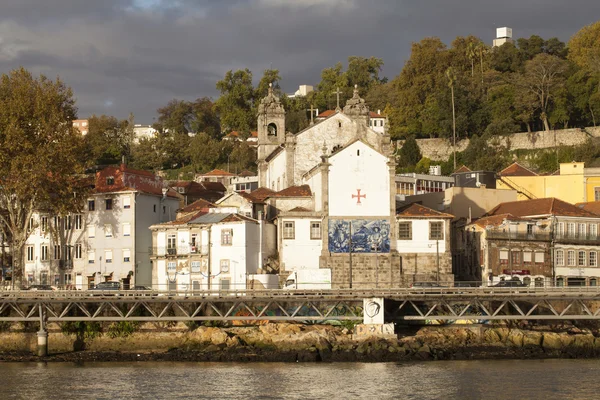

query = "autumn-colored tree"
0;68;88;285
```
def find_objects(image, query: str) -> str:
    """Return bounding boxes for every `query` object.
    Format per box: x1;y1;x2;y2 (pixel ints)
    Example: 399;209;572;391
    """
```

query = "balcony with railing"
554;232;600;245
486;230;552;242
149;245;207;257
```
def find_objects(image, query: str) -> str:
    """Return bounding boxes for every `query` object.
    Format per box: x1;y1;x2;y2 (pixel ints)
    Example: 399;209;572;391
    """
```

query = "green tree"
446;67;457;169
188;132;223;172
255;69;282;100
214;69;255;132
191;97;221;138
130;137;164;171
85;114;134;165
0;67;88;285
154;99;194;135
397;136;422;168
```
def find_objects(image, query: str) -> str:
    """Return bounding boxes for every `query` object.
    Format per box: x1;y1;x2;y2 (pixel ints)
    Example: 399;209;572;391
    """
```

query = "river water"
0;359;597;399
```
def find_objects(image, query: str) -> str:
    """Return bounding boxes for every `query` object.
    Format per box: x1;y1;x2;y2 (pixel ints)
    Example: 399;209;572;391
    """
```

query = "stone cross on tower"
334;87;342;112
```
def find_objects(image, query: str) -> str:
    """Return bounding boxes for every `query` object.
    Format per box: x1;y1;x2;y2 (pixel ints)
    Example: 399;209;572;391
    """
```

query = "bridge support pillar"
354;298;395;338
37;304;48;357
37;330;48;357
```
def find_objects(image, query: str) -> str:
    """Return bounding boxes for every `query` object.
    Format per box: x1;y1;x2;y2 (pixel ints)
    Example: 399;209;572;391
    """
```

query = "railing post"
37;304;48;357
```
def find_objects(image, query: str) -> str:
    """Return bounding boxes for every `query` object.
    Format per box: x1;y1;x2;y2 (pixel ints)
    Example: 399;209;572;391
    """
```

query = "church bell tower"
257;83;286;187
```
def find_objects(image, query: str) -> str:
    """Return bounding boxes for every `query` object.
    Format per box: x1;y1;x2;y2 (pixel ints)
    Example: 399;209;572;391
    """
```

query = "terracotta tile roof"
487;198;600;218
269;185;312;198
499;162;538;177
396;203;454;218
171;180;226;195
200;169;237;177
575;201;600;216
453;165;472;174
250;187;276;202
180;198;216;213
317;110;337;118
369;111;383;118
237;191;262;203
288;206;312;212
93;165;178;197
238;170;256;177
469;213;532;229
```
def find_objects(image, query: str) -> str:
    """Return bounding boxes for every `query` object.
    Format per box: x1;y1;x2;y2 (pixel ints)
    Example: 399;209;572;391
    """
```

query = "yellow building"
496;162;600;204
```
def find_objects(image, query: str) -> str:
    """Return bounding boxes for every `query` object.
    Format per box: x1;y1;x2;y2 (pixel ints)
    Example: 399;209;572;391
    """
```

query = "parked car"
493;278;527;288
23;284;56;291
410;282;446;288
90;281;121;290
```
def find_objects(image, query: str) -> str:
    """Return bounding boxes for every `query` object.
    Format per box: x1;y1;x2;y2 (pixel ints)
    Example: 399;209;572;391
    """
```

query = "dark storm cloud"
0;0;599;121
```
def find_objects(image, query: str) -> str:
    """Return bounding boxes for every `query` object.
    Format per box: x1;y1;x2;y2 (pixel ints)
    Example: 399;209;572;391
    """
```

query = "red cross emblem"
352;189;366;205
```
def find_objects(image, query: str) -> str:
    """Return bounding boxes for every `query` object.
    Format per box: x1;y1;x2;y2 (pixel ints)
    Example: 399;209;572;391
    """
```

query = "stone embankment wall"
398;126;600;161
3;322;600;362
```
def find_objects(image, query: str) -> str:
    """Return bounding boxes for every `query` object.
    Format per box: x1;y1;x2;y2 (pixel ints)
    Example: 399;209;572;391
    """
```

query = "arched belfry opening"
267;123;278;136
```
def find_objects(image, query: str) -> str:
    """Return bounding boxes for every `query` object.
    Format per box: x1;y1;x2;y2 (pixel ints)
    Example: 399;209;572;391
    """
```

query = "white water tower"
493;27;513;47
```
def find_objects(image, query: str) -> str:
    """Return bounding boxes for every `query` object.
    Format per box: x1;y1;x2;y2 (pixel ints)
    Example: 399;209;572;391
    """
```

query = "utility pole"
436;240;440;284
348;223;353;289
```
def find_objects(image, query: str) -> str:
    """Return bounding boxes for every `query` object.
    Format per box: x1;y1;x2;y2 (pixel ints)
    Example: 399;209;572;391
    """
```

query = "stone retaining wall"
397;126;600;161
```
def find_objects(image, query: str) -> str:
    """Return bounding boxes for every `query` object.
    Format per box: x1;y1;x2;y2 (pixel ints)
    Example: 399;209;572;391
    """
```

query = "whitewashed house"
84;165;179;288
150;212;276;291
395;203;454;280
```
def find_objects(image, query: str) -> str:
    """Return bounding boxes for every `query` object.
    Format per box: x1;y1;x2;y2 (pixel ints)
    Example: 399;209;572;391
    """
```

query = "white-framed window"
590;251;598;267
578;223;586;238
535;252;544;263
41;216;48;233
74;214;82;230
221;229;233;246
123;223;131;236
556;222;564;236
567;223;576;236
26;245;34;262
499;249;509;264
220;279;231;290
167;234;177;250
191;261;201;273
167;262;176;272
591;224;598;239
556;250;564;266
123;249;131;263
429;221;444;240
88;251;95;264
66;215;72;230
88;199;95;211
64;273;72;285
595;187;600;201
105;224;113;238
53;245;61;260
65;245;72;261
88;225;95;238
41;245;48;261
567;250;576;266
523;251;532;263
283;221;295;240
123;196;131;209
579;251;587;266
310;222;321;240
220;259;230;273
105;250;113;263
28;217;34;232
398;221;412;240
74;244;82;259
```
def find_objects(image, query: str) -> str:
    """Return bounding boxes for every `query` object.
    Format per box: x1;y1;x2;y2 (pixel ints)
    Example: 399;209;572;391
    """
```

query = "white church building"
256;84;454;288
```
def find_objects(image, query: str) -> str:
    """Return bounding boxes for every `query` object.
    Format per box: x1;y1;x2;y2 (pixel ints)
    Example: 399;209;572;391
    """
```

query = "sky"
1;0;599;123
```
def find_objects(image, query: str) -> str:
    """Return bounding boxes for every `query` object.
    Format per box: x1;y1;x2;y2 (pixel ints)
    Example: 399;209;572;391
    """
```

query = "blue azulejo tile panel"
328;219;390;253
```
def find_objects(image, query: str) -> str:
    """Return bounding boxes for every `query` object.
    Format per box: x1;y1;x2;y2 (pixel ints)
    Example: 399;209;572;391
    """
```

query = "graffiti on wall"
328;219;390;253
